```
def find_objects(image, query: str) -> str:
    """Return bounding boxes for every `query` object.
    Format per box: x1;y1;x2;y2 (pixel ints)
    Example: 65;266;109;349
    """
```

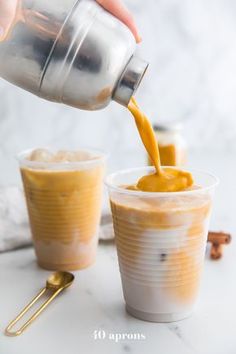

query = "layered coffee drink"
106;97;218;322
107;168;216;321
18;148;106;270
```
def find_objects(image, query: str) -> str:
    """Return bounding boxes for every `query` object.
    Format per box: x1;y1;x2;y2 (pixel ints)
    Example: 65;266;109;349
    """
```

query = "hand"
96;0;141;42
0;0;18;41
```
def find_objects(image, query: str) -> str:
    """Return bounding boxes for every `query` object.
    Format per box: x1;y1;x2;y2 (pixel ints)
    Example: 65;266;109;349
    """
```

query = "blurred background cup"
18;148;106;271
147;123;187;167
106;167;218;322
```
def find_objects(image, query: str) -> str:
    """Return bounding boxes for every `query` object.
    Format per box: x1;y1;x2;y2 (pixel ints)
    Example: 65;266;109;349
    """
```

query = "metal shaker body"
0;0;148;110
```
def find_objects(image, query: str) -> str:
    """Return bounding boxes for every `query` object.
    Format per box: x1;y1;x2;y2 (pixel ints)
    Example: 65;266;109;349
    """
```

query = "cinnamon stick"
208;231;231;245
207;231;231;260
210;244;223;260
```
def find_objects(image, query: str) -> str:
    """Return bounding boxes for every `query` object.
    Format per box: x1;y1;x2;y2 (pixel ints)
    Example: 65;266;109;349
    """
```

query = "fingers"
96;0;141;43
0;0;141;42
0;0;18;40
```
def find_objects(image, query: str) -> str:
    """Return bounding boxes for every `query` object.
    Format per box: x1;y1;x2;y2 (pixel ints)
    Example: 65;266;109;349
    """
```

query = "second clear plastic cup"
18;148;106;271
106;167;218;322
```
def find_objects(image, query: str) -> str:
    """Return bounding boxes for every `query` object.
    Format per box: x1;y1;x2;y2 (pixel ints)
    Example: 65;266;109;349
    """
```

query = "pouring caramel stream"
128;97;193;192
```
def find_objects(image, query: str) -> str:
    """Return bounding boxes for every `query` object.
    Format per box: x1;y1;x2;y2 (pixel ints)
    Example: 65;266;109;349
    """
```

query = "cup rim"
16;147;108;170
105;166;219;197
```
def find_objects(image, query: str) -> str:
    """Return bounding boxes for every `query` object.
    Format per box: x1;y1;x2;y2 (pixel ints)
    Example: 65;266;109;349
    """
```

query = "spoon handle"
5;287;63;336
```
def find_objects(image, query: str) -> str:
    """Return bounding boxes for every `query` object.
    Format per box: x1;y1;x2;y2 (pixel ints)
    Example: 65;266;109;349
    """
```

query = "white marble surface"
0;243;235;354
0;151;235;354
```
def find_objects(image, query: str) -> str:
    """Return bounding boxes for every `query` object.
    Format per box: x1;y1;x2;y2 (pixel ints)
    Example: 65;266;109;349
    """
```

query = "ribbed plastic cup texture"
18;149;106;271
106;167;218;322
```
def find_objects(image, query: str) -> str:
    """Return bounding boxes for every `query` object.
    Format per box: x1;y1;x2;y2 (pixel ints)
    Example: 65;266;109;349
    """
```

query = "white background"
1;2;236;353
0;0;236;185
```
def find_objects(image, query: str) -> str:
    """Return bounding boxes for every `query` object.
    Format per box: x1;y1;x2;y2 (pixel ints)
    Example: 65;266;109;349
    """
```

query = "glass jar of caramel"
148;124;187;166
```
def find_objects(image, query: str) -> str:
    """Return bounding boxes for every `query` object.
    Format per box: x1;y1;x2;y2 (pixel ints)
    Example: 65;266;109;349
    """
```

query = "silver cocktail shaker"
0;0;148;110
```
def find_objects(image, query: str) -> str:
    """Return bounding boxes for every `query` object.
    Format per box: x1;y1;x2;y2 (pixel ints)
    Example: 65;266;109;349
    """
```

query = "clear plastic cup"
18;148;106;271
106;167;218;322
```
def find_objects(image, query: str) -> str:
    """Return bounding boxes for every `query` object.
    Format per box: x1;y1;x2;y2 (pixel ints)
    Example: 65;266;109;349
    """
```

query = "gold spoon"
5;271;74;337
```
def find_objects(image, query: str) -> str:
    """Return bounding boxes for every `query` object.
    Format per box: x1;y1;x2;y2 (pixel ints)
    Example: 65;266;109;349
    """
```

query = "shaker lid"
113;55;149;107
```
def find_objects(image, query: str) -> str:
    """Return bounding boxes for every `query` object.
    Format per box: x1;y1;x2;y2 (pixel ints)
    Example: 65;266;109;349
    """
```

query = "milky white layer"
116;218;210;317
34;231;99;270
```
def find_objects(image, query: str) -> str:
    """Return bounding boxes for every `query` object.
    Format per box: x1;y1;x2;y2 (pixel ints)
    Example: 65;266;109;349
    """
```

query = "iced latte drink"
18;148;106;271
107;167;218;322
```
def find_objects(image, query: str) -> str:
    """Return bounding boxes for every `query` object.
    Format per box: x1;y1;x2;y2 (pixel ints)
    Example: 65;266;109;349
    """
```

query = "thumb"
96;0;141;43
0;0;18;40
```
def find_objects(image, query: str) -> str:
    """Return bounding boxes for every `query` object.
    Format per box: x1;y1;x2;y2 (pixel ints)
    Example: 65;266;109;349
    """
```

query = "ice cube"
28;149;54;162
53;150;93;162
29;150;96;163
53;150;74;162
73;151;93;162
